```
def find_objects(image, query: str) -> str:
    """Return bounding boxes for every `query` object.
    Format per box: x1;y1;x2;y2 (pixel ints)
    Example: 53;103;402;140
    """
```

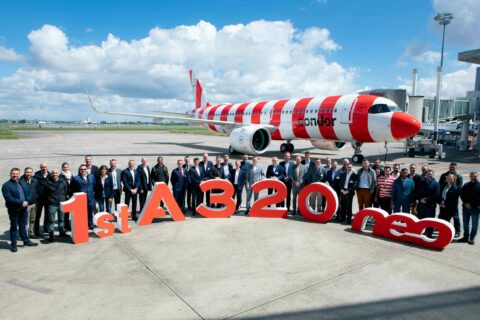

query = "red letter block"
94;212;115;238
60;192;89;244
250;179;288;218
196;179;236;218
298;182;338;223
137;182;185;226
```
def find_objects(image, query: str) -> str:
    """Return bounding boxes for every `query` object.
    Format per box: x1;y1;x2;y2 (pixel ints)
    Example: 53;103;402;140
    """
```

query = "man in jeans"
20;167;39;238
46;169;69;242
2;168;38;252
356;159;376;210
459;172;480;245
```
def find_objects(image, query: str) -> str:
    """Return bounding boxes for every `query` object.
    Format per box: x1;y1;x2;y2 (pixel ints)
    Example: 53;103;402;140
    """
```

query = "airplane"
88;70;421;163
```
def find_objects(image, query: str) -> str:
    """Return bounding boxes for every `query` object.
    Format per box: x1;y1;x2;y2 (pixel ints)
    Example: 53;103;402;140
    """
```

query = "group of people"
3;153;480;253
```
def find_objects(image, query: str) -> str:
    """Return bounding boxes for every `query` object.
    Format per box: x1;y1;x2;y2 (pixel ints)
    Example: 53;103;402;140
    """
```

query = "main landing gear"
280;141;294;153
351;142;364;164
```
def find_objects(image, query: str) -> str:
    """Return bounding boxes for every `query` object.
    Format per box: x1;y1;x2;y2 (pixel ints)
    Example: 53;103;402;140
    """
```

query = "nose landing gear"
351;142;364;164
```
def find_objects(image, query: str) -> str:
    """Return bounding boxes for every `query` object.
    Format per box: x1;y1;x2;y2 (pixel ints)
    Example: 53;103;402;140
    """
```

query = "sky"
0;0;479;121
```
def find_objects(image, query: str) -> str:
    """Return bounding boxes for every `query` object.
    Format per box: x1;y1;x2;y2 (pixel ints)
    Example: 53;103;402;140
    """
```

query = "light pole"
432;13;453;143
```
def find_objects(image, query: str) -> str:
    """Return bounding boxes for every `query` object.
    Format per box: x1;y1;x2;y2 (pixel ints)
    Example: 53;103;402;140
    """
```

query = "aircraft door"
340;97;357;124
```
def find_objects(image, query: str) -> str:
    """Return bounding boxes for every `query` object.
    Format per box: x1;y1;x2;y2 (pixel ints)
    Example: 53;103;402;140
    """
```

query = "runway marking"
112;234;205;320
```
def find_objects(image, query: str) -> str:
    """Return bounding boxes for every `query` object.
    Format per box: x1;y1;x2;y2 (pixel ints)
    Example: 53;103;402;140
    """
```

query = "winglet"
86;90;103;114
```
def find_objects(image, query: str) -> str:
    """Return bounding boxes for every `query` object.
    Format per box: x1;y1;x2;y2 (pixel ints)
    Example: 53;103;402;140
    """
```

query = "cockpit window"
368;104;401;114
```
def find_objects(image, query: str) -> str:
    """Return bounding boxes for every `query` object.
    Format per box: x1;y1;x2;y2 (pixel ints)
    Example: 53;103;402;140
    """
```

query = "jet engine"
229;126;271;154
310;139;347;151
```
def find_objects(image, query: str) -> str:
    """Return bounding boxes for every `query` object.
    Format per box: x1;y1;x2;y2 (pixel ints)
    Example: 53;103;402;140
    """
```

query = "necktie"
180;169;184;177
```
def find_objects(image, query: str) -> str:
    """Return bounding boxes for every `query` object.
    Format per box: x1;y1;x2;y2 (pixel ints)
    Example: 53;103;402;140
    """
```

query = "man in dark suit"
222;155;234;180
137;157;152;211
301;152;315;174
2;167;39;252
280;152;295;211
229;160;244;212
20;167;38;238
199;153;213;206
72;164;96;229
266;157;286;207
122;160;142;221
209;156;225;208
33;161;50;237
109;159;123;211
305;158;327;212
171;159;188;211
339;163;358;224
439;162;463;237
189;158;204;215
183;156;194;211
438;174;460;229
325;160;342;218
83;155;99;177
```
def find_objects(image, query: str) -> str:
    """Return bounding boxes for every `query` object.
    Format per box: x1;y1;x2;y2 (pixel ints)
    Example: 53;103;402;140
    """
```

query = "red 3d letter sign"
61;180;453;250
351;208;454;250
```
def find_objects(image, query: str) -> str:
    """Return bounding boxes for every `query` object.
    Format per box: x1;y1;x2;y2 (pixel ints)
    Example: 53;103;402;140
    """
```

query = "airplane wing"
87;94;277;131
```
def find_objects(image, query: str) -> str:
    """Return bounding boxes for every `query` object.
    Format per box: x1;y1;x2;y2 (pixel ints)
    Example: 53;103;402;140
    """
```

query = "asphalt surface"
1;130;479;320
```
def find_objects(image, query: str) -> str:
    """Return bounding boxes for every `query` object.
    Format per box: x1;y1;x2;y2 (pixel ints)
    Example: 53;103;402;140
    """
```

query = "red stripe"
220;104;233;122
234;103;250;123
270;100;288;140
319;96;340;140
195;79;203;108
349;95;376;142
207;105;222;132
251;101;268;124
292;97;313;139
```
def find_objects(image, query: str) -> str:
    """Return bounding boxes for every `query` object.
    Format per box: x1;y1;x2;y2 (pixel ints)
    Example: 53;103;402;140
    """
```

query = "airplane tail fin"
189;69;210;109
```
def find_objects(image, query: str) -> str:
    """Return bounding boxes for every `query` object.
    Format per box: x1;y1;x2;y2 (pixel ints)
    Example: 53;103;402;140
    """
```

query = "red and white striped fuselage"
192;94;420;143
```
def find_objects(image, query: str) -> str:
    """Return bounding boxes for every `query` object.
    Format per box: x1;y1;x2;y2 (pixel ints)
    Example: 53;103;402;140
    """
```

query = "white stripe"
279;99;300;140
242;102;257;125
305;97;326;140
260;100;278;125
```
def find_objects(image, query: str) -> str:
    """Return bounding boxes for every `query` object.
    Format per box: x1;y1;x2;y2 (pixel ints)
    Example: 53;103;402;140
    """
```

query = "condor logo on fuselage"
297;116;336;127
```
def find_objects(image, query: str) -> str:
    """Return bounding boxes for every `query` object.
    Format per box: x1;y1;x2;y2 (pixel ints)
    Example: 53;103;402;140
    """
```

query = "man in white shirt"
229;160;244;212
137;157;152;211
109;159;122;211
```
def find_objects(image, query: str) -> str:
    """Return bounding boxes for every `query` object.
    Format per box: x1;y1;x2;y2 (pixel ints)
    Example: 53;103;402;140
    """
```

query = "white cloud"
431;0;480;47
399;64;477;98
398;41;442;66
85;28;94;33
0;20;356;120
0;46;24;62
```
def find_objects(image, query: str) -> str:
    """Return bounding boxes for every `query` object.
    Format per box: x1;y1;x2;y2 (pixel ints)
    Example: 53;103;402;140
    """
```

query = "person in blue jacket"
2;167;39;252
71;164;96;229
391;168;415;213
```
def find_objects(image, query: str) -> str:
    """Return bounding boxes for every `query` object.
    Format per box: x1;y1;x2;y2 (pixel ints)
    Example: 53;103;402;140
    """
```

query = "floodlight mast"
433;12;453;143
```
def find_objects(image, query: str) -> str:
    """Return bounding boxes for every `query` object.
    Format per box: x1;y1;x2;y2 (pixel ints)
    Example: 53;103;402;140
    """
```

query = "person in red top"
375;166;396;214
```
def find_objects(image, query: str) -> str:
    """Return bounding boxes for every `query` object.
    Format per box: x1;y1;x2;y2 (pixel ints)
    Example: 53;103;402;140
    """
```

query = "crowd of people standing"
3;153;480;253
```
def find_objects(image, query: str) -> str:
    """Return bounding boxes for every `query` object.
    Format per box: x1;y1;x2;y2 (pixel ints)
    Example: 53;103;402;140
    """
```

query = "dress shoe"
88;225;94;230
10;245;17;253
458;237;469;243
245;210;249;215
469;239;475;245
24;241;38;247
29;233;40;239
292;210;297;216
48;232;54;242
454;232;460;238
59;232;70;238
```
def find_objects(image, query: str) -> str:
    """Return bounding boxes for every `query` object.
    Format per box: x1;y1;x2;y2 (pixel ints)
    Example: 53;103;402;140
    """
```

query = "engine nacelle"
310;139;347;151
229;126;271;154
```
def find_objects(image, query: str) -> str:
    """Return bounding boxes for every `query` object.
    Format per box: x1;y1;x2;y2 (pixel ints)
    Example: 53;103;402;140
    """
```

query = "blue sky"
0;0;479;120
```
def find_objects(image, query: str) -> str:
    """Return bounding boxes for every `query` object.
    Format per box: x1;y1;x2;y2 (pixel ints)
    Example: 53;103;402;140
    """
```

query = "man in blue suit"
171;159;188;211
2;167;39;252
280;152;295;212
229;160;245;213
72;164;96;229
391;168;415;213
266;157;286;207
189;158;205;215
199;153;213;206
122;160;141;221
137;157;152;211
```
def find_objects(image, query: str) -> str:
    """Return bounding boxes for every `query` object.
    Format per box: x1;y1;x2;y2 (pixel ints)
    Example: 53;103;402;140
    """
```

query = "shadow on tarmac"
233;286;480;320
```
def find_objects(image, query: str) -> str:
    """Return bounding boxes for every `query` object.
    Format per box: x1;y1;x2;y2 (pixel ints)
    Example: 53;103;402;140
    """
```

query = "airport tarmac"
0;130;479;320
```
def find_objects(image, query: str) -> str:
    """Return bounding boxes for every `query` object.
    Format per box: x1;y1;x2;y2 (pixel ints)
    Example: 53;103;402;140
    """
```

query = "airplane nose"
391;112;421;140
